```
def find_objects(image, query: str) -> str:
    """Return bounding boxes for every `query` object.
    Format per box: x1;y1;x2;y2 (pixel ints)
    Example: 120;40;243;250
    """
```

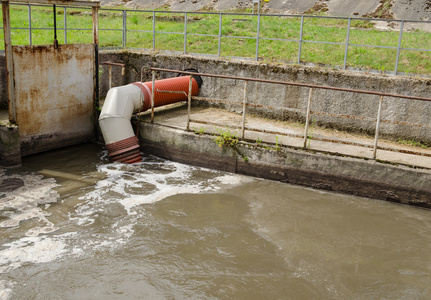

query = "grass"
1;5;431;75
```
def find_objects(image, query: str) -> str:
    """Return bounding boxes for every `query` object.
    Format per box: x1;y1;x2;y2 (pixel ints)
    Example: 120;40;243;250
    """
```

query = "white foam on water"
0;174;60;236
78;159;224;215
0;156;251;297
0;235;69;273
0;280;14;300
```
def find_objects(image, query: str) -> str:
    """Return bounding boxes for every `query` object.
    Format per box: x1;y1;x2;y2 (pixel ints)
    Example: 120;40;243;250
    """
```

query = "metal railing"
1;4;431;76
146;67;431;164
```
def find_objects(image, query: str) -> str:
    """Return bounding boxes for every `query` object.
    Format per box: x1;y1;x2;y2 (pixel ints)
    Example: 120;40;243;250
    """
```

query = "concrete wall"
100;51;431;144
0;120;21;166
140;122;431;208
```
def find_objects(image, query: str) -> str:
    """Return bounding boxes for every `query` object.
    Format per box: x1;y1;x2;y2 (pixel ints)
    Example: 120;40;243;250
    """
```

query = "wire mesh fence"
1;4;431;76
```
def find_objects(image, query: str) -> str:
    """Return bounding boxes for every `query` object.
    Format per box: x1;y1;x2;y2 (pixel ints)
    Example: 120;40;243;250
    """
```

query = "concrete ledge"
140;122;431;208
0;120;21;167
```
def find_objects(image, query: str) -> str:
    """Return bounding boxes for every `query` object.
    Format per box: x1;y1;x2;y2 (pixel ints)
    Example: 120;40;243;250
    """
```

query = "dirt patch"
362;0;394;19
304;0;329;14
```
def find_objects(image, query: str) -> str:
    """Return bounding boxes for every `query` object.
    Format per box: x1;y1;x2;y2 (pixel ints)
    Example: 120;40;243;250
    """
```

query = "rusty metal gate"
2;0;100;156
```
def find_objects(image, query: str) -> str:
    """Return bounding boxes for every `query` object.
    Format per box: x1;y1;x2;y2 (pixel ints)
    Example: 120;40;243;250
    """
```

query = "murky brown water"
1;143;431;299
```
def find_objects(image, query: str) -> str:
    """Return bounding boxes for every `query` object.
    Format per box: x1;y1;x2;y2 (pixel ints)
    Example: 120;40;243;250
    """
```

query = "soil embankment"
101;0;430;21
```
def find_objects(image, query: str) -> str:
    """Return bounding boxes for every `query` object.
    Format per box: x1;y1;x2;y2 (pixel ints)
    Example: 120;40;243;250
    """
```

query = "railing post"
186;75;193;131
255;10;261;61
343;17;351;70
395;20;404;75
108;65;112;89
152;11;156;50
297;15;304;65
184;12;187;55
373;95;384;159
151;71;156;123
64;7;67;44
28;4;32;45
122;10;127;48
242;80;248;138
303;87;313;149
218;13;222;57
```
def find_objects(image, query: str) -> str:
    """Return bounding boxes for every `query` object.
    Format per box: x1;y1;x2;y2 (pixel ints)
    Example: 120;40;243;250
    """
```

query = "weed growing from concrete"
193;127;205;135
213;129;248;162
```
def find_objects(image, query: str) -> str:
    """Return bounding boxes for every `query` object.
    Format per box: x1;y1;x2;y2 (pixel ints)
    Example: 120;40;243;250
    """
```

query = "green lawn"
1;5;430;75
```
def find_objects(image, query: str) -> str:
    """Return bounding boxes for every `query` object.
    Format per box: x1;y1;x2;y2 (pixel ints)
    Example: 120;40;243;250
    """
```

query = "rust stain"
12;44;95;143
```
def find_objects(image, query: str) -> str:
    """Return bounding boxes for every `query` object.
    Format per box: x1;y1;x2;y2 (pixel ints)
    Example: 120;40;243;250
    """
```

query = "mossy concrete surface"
140;121;431;208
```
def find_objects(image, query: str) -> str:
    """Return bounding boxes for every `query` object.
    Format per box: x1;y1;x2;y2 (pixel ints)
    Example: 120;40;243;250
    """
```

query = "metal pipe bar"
251;37;299;43
193;96;428;128
125;29;153;33
149;67;431;102
395;20;404;75
64;7;67;44
28;4;32;45
122;10;126;48
297;15;304;64
187;118;431;159
192;96;306;114
152;11;155;50
301;40;346;46
344;18;350;69
108;65;112;89
186;33;218;38
255;11;261;61
53;4;58;48
373;95;384;159
242;81;248;138
155;30;184;35
348;43;399;50
187;75;193;131
185;116;431;159
183;12;187;54
151;71;156;123
303;88;313;149
218;13;222;57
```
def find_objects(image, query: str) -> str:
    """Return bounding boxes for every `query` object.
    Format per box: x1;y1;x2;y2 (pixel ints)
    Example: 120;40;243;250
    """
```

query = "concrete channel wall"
140;122;431;208
99;51;431;145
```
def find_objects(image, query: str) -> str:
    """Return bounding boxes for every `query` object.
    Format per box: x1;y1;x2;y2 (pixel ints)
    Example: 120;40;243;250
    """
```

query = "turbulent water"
0;143;431;299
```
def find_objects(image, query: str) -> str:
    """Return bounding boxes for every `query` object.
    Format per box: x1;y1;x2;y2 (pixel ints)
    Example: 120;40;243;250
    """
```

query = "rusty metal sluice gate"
1;0;100;160
145;67;431;164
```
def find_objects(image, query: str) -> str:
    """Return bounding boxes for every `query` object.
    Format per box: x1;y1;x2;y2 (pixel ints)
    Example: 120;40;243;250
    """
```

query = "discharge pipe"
99;74;201;163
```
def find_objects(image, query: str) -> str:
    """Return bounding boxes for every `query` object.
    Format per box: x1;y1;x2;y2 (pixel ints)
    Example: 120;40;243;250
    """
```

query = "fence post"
255;10;261;61
373;95;384;159
395;20;404;75
297;15;304;65
108;65;112;89
28;4;32;45
303;87;313;149
64;7;67;44
242;80;248;138
218;13;222;57
151;71;156;123
122;10;127;48
187;75;193;131
152;11;156;50
343;17;351;70
184;12;187;54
